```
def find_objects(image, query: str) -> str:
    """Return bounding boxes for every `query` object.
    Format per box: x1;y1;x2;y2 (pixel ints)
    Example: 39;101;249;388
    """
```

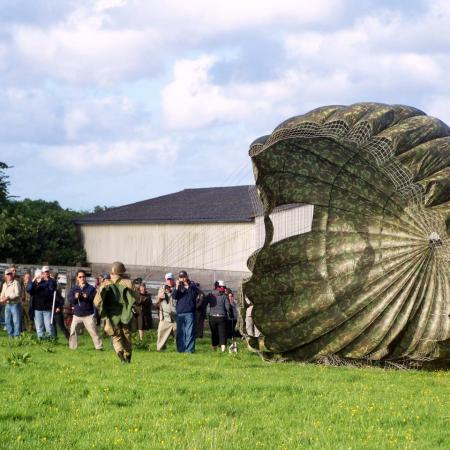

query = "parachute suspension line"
159;162;253;269
157;160;252;269
153;159;257;273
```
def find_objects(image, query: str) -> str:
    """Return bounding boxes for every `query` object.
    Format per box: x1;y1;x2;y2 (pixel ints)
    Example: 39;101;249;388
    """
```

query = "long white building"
75;186;313;278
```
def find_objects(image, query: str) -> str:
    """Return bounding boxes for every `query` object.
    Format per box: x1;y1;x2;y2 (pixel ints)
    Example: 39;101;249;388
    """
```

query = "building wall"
80;222;256;272
255;204;314;248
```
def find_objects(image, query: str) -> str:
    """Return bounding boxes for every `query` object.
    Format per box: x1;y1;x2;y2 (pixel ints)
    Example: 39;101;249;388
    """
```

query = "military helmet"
111;261;126;275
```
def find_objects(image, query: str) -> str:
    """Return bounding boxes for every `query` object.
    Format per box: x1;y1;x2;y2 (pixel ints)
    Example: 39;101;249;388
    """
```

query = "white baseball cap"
218;280;225;287
165;272;175;280
41;266;50;272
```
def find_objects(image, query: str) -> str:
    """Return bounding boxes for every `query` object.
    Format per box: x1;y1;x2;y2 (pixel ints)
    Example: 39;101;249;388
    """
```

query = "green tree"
0;199;87;265
0;161;10;204
93;205;114;213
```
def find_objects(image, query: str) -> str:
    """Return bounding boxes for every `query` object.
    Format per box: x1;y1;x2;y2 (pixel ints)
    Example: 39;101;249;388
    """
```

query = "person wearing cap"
94;261;137;363
205;281;230;352
156;273;177;351
0;268;22;337
28;266;57;338
68;270;103;351
172;270;199;353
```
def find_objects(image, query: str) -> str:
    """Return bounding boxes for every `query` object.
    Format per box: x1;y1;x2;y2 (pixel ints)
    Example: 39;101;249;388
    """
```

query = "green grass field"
0;329;448;450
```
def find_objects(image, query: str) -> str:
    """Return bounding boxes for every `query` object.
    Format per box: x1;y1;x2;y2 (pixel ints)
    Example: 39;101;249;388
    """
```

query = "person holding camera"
0;268;22;337
156;273;177;351
68;270;103;351
28;266;56;339
172;270;199;353
205;281;230;352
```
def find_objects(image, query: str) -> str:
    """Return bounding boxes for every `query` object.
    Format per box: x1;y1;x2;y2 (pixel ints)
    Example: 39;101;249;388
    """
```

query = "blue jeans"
176;312;195;353
5;303;21;337
34;310;55;339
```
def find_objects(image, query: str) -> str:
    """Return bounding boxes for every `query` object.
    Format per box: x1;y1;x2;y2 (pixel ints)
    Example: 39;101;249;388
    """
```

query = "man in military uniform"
94;262;137;363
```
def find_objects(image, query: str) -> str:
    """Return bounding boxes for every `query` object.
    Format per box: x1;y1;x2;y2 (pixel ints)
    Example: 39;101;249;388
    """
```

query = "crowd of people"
0;262;257;363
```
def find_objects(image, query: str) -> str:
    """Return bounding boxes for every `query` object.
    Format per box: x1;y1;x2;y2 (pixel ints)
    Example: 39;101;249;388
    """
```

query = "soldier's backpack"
98;282;136;327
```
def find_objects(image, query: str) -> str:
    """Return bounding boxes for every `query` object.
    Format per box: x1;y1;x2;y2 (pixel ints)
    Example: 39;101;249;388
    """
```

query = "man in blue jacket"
68;270;103;350
172;270;198;353
28;266;57;339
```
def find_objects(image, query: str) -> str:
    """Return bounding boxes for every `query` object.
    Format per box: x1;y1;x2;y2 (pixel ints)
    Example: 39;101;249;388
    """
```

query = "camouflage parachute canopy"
244;102;450;368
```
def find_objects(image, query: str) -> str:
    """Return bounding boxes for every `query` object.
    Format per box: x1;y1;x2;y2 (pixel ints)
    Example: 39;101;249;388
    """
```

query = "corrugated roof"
75;185;262;225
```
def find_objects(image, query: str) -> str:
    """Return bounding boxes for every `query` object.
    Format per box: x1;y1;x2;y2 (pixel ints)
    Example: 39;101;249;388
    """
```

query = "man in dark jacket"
172;270;198;353
28;266;56;339
68;270;103;350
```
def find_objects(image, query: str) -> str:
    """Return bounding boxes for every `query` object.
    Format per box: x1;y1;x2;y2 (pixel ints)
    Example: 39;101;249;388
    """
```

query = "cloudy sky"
0;0;449;210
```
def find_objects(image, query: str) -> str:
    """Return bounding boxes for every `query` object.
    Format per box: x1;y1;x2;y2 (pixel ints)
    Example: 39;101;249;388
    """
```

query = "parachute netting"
249;117;450;267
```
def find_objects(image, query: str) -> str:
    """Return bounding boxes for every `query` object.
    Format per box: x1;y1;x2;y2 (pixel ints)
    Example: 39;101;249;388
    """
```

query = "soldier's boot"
117;351;126;363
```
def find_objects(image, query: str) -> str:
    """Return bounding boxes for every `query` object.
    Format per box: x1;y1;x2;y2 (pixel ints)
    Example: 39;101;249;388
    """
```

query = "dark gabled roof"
75;185;263;225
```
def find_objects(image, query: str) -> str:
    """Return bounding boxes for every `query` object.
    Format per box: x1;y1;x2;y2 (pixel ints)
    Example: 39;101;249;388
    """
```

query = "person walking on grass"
156;273;177;351
0;268;22;337
172;270;198;353
205;281;230;352
68;270;103;351
94;262;137;363
28;266;56;339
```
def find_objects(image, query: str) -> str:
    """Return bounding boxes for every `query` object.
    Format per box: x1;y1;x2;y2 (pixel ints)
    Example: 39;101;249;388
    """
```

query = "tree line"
0;162;87;265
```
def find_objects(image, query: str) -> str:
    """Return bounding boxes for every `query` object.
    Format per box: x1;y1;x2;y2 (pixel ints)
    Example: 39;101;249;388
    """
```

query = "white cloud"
147;0;343;34
162;55;267;129
11;13;161;85
160;1;450;131
61;95;141;141
161;54;356;130
0;87;61;142
2;0;345;86
425;96;450;125
63;108;90;140
40;138;179;173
